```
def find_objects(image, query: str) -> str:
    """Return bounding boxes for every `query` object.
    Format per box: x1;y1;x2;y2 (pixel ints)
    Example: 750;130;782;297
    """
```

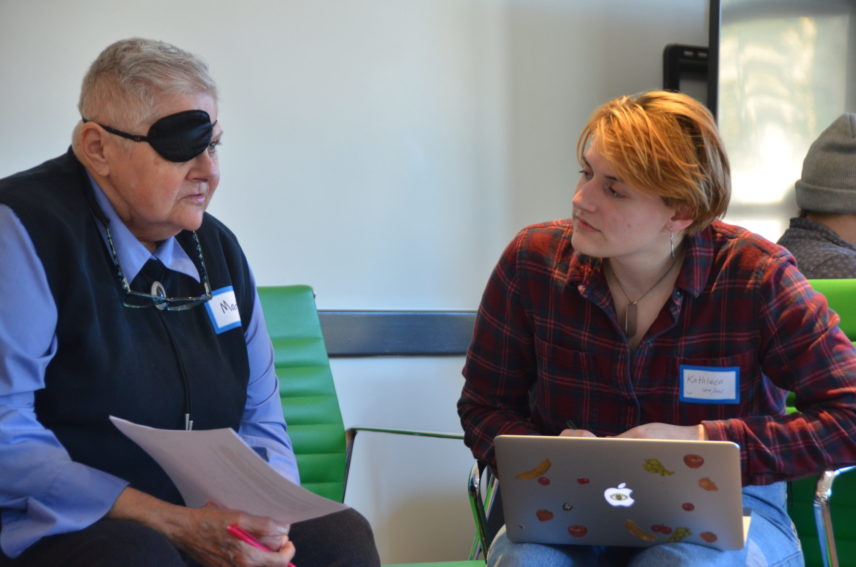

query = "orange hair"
577;91;731;235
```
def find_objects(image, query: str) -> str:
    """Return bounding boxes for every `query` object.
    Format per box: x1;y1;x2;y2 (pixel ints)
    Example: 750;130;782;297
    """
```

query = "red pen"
227;524;297;567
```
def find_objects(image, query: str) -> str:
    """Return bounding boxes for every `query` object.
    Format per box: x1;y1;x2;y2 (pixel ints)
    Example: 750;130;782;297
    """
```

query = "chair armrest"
343;427;464;492
814;466;856;567
342;427;476;562
348;427;464;440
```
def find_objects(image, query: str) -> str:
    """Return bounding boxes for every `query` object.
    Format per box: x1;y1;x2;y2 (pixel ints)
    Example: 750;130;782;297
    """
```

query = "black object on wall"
663;44;710;108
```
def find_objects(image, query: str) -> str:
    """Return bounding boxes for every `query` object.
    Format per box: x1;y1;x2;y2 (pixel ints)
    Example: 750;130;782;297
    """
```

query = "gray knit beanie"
795;113;856;213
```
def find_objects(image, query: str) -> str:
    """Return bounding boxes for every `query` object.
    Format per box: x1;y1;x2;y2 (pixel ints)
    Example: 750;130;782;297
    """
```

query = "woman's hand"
617;422;707;441
558;423;597;438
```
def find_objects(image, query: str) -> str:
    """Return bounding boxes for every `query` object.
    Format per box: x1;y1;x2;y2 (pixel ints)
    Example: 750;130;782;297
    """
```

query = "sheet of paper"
110;416;348;524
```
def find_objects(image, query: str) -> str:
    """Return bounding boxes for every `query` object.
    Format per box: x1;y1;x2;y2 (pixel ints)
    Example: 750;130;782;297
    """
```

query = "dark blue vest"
0;150;255;504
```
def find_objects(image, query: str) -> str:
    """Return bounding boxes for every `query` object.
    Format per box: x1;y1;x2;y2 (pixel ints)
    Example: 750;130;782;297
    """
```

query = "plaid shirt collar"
564;220;722;300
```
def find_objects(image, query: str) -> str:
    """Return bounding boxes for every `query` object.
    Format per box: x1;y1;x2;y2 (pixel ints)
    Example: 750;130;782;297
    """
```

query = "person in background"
778;113;856;277
0;38;379;567
458;90;856;566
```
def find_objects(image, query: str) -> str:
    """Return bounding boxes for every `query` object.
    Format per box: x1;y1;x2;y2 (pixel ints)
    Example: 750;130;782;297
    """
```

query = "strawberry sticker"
683;454;704;468
535;509;554;522
568;525;588;538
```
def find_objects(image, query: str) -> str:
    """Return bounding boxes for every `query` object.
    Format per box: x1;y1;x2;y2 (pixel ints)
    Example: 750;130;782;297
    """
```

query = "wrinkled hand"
617;422;706;441
169;502;295;567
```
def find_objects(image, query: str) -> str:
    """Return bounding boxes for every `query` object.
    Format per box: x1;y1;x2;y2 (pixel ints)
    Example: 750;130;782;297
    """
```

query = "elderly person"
0;38;379;567
778;113;856;278
458;91;856;566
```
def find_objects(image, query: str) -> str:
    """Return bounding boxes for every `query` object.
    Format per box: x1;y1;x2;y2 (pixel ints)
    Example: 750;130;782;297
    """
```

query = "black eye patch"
83;110;216;162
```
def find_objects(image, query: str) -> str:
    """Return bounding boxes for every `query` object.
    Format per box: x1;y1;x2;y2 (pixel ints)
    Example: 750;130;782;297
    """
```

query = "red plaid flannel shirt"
458;219;856;485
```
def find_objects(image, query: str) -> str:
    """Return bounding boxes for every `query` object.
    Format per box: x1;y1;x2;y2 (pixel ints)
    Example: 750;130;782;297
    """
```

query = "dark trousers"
0;508;380;567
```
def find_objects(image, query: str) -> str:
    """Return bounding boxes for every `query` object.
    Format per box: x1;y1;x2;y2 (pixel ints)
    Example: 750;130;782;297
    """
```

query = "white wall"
0;0;709;310
0;0;708;562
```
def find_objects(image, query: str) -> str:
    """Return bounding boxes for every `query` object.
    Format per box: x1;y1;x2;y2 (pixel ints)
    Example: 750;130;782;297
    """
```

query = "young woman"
458;90;856;566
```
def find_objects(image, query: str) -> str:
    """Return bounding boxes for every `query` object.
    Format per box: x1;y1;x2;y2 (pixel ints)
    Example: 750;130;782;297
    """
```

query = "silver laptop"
494;435;751;550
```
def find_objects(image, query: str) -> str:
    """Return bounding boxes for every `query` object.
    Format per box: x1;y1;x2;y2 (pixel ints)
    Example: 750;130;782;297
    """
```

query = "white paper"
110;416;348;524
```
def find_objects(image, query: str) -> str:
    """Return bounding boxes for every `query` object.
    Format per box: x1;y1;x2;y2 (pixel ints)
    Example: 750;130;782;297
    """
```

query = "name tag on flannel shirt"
679;365;740;404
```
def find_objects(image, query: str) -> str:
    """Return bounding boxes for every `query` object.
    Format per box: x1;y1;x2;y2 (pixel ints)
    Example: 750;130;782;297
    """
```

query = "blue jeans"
488;483;804;567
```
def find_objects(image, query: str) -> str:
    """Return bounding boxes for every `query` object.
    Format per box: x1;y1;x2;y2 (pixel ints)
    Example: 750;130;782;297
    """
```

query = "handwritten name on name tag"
205;286;242;334
680;365;740;404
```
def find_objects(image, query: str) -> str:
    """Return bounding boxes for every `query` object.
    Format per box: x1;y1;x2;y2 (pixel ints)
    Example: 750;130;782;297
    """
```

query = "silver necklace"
607;256;680;337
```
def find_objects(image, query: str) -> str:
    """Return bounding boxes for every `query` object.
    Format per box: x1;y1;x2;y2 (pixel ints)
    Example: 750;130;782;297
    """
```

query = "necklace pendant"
625;302;638;337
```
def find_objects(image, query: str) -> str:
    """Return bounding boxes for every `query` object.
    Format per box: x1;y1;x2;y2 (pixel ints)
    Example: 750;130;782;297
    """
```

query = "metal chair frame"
467;463;498;560
814;466;855;567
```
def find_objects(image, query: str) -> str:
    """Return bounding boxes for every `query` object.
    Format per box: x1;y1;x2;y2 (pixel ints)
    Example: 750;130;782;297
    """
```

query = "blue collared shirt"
0;179;299;558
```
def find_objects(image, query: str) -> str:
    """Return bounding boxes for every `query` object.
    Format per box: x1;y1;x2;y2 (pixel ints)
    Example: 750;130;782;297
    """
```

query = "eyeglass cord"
157;311;194;430
84;181;195;430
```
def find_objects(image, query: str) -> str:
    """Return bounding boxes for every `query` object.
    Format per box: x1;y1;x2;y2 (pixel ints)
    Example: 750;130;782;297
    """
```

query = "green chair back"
810;279;856;344
257;285;347;502
788;279;856;567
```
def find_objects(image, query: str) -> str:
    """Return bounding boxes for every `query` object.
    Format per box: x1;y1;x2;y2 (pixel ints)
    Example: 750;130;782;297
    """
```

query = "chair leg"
467;461;502;561
467;462;489;560
813;466;856;567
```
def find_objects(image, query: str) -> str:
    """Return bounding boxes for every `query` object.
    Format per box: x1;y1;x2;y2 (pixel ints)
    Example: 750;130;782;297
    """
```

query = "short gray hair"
78;38;217;128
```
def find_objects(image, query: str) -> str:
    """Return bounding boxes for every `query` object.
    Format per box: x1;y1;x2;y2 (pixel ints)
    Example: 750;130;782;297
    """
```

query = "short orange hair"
577;91;730;235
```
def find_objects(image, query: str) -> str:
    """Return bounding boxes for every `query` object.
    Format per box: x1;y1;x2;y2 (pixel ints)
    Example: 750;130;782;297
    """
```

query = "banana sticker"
515;458;552;480
624;520;657;542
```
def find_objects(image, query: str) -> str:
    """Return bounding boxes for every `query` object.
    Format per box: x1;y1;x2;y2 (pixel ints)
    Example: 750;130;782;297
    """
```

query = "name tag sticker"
205;286;242;334
680;365;740;404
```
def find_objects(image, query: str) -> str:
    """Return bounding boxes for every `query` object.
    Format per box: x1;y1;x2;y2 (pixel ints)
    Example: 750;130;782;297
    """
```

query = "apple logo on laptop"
603;482;635;507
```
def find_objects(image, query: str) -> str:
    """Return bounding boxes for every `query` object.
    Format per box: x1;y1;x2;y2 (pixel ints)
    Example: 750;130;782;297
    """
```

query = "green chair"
788;279;856;567
258;284;347;501
257;285;485;567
